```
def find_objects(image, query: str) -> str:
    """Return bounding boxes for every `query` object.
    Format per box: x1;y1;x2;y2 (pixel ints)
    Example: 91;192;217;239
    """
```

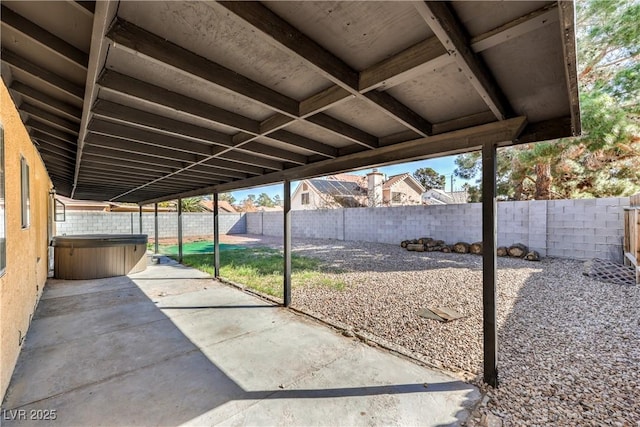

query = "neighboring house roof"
308;178;367;198
422;189;469;204
200;200;237;213
256;206;283;212
383;173;426;193
326;173;367;187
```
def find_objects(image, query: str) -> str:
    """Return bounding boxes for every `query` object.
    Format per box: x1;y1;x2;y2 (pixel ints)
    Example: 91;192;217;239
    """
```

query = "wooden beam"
83;139;191;170
201;158;264;176
26;119;76;143
218;151;284;171
305;114;378;149
359;37;448;92
414;1;513;120
363;91;433;136
88;120;216;156
11;81;82;122
218;2;432;137
471;4;559;52
92;100;234;147
98;70;260;134
558;1;581;136
1;49;84;101
482;140;498;387
107;18;299;117
99;70;343;161
514;117;573;145
32;131;77;153
74;0;118;198
20;103;80;135
237;142;307;165
299;86;353;117
218;1;359;90
138;117;527;204
0;5;89;68
85;131;202;164
266;130;337;158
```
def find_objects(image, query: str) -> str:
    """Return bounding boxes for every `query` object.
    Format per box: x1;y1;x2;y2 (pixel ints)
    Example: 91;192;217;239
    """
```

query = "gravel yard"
244;236;639;426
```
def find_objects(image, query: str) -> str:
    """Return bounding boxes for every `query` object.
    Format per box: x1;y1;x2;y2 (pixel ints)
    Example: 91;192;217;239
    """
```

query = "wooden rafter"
414;1;513;121
218;1;433;136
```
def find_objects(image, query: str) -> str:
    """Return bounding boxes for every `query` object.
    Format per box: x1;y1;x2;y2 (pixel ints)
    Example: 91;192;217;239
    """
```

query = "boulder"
453;242;470;253
497;246;508;257
469;242;483;255
525;250;541;261
508;243;528;258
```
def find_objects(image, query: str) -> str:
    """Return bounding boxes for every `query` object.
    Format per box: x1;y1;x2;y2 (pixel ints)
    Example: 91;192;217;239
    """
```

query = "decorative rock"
481;413;503;427
453;242;470;254
441;246;452;253
406;243;425;252
400;240;410;248
525;250;541;261
470;242;483;255
418;237;433;244
508;243;528;258
497;246;508;257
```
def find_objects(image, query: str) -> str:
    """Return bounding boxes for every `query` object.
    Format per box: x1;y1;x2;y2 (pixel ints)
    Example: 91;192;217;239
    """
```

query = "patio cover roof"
1;1;580;203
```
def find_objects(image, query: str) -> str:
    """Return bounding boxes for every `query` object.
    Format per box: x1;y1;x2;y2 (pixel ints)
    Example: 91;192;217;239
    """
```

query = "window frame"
21;156;30;229
301;192;310;205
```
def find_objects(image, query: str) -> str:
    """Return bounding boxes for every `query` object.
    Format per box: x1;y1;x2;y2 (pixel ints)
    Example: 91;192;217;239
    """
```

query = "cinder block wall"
546;197;627;262
56;212;246;238
244;197;629;262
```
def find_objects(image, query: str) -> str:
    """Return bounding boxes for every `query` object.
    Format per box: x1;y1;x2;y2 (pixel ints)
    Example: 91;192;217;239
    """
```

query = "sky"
228;154;475;202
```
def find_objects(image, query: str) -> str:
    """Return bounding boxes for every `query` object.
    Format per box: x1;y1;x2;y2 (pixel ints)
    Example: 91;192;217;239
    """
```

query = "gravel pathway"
247;236;639;426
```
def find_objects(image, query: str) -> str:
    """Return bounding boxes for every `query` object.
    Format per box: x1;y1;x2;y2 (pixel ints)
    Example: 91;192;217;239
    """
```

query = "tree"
180;196;207;212
273;194;282;206
219;193;236;204
453;0;640;200
256;193;275;207
413;167;445;190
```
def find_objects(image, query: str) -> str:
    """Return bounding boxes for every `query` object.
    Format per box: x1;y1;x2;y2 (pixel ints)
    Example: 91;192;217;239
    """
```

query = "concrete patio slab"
1;255;480;426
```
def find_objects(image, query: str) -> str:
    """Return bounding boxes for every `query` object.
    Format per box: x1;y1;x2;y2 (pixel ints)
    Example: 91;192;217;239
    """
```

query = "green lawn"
174;247;345;297
150;241;246;255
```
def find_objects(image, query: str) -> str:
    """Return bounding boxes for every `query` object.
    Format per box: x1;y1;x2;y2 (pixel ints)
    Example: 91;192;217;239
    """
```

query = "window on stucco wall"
301;193;309;205
21;156;30;229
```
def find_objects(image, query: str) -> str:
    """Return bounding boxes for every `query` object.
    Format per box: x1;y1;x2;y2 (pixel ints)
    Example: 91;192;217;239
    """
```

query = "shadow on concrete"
2;257;480;426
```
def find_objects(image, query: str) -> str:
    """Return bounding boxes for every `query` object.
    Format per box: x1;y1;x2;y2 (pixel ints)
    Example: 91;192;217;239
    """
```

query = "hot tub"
52;234;148;280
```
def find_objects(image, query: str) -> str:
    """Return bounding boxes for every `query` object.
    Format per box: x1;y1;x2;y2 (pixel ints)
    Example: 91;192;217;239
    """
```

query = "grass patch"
175;247;345;297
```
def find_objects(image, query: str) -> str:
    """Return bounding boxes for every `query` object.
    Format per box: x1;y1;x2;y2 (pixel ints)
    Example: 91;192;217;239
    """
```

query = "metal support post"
482;142;499;387
177;198;183;264
154;203;159;254
283;180;292;307
213;193;220;278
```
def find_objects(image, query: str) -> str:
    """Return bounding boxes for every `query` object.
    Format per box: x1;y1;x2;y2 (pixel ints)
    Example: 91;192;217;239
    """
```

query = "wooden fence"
623;193;640;284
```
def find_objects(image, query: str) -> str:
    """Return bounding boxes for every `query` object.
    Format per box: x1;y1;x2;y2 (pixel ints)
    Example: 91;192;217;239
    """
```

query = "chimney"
367;169;384;207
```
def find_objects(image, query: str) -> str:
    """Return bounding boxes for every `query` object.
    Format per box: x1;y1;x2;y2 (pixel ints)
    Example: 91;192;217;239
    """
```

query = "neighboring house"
381;173;425;206
200;200;237;213
292;170;425;210
422;189;469;205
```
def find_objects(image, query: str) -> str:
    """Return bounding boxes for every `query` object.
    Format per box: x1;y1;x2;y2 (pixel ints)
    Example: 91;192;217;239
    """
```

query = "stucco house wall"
0;81;54;401
386;179;422;205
